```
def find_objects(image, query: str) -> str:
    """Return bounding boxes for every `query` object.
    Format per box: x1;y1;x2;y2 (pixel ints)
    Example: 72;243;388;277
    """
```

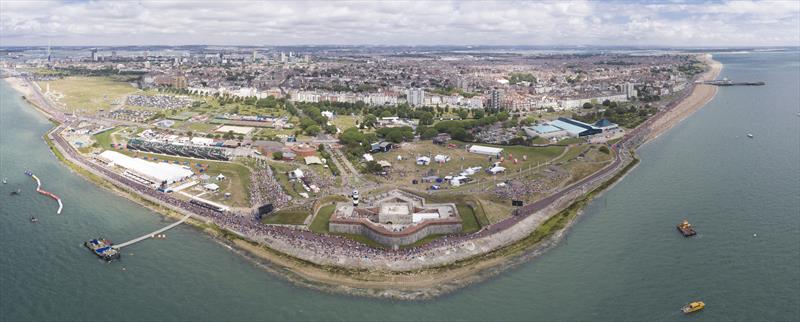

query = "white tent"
488;166;506;174
99;150;193;185
416;156;431;165
204;183;220;191
469;145;503;156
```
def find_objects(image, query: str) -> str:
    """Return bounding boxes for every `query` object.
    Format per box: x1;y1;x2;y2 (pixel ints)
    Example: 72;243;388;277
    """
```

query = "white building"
407;88;425;106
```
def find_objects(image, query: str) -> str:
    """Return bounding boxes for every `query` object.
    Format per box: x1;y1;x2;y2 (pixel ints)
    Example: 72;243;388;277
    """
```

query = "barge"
85;238;121;261
677;220;697;237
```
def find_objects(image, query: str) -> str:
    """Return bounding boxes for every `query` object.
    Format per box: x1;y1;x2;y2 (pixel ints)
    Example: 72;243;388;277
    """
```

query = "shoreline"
3;54;722;299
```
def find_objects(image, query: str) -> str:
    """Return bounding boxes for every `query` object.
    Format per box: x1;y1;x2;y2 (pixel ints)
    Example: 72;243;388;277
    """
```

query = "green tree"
272;151;283;160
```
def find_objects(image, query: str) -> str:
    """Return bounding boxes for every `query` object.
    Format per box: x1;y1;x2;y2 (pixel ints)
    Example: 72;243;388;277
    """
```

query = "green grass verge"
262;210;310;225
456;204;480;233
93;128;116;150
309;204;335;233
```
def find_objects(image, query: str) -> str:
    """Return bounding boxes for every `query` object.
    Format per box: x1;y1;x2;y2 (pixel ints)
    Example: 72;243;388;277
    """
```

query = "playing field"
38;77;140;113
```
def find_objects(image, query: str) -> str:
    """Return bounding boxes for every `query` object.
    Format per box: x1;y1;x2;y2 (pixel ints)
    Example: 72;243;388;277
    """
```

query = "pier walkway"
112;214;191;249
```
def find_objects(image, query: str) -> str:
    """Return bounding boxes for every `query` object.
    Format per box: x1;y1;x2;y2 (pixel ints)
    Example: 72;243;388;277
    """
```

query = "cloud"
0;0;798;46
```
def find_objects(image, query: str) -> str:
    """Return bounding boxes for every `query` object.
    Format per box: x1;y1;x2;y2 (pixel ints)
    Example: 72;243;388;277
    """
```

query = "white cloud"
0;0;798;46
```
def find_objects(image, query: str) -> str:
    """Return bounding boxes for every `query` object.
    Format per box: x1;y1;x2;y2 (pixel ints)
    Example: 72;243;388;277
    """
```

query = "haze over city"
1;0;799;46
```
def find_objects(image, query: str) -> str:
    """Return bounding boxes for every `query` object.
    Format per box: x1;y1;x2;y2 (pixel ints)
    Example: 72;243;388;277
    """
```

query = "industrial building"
525;117;611;139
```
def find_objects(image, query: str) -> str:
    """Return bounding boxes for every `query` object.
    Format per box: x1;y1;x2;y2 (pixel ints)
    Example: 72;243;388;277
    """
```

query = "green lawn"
93;128;116;150
557;137;585;145
39;76;140;113
330;115;359;130
456;204;481;233
262;210;309;225
309;204;335;233
183;122;218;133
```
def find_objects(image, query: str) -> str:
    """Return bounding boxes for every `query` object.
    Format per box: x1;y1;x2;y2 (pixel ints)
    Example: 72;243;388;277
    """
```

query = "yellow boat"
681;301;705;314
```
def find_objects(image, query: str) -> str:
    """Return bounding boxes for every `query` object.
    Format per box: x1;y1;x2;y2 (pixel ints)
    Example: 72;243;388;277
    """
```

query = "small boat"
681;301;705;314
677;220;697;237
747;133;754;138
30;216;39;223
10;188;21;196
2;177;7;184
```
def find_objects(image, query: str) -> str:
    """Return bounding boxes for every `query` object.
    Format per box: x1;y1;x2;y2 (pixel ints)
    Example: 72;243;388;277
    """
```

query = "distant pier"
697;79;765;86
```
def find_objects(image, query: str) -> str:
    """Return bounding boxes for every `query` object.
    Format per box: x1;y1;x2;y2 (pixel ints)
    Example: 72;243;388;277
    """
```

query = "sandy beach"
646;54;723;142
4;76;34;97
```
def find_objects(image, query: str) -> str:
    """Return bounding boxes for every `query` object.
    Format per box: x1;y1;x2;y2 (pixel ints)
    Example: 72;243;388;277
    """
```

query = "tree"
379;110;394;118
420;127;439;139
364;161;383;174
272;151;283;160
474;109;485;119
419;112;434;126
599;146;610;154
362;114;378;128
602;99;611;106
582;102;594;109
305;125;321;136
457;109;469;119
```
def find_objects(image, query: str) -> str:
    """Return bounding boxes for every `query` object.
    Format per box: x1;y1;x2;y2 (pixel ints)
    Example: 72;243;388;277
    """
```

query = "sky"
1;0;799;47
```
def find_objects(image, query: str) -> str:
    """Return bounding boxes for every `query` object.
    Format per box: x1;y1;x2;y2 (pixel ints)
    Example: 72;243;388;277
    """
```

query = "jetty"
25;171;63;214
112;214;191;249
698;79;765;86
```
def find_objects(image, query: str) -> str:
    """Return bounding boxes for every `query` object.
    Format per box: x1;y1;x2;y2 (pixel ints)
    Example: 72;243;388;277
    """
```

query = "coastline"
3;54;722;299
644;54;723;143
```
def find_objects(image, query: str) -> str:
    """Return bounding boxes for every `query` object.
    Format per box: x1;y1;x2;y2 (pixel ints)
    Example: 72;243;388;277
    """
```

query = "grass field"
329;115;359;131
262;209;309;225
370;141;565;188
309;204;335;233
39;77;140;113
93;128;115;150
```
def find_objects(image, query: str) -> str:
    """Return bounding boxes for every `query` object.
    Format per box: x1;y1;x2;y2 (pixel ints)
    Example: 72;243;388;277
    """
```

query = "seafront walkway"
112;214;192;249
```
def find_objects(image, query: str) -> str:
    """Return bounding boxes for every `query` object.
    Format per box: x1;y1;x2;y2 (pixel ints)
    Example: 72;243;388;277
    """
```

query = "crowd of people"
126;94;193;109
492;165;568;200
249;159;292;209
108;109;156;122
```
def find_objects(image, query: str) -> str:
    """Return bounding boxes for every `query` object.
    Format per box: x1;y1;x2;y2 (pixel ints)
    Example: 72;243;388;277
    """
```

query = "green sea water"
1;51;798;321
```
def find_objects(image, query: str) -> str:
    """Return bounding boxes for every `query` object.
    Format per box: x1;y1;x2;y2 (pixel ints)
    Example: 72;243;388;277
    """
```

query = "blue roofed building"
549;118;602;137
523;123;568;139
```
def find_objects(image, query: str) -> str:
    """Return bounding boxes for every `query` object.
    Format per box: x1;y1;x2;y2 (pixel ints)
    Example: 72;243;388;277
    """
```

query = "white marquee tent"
100;150;194;185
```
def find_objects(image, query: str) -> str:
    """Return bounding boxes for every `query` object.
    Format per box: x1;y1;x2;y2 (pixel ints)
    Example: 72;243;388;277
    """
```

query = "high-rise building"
111;50;117;58
406;88;425;106
280;52;287;63
624;82;637;99
489;89;502;109
172;75;187;89
90;49;98;61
